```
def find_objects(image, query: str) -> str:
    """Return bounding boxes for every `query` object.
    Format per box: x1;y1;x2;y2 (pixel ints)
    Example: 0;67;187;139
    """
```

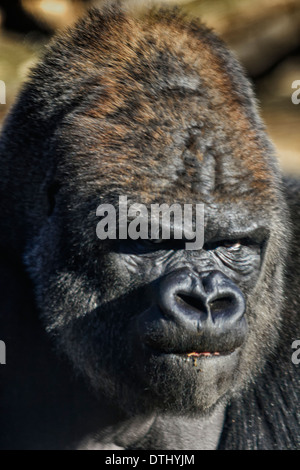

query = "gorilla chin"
133;348;244;415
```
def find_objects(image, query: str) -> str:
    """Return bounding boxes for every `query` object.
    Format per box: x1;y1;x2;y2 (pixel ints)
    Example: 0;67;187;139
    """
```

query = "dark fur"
0;6;299;449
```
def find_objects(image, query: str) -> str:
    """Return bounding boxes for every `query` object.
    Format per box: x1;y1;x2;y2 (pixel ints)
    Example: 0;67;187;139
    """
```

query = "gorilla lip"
184;350;238;358
187;351;220;357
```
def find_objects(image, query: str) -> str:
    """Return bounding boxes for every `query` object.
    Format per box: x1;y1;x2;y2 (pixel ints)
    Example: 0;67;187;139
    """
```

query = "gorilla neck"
76;405;226;450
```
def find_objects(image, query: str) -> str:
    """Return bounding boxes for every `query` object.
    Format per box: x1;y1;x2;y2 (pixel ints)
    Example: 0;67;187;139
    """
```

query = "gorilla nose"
138;269;247;354
157;269;246;331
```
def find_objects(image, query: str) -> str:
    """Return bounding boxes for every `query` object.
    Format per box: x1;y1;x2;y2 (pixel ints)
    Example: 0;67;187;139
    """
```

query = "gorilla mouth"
187;351;221;357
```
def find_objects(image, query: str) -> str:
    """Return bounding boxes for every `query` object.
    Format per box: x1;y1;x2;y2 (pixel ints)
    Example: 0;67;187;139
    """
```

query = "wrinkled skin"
0;6;299;450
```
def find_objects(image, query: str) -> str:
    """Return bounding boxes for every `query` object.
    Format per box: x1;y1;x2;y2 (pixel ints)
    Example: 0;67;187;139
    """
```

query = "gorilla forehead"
62;109;275;210
53;10;276;203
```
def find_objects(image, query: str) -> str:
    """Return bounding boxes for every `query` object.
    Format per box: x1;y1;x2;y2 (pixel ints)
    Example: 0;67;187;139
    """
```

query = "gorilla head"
0;7;289;417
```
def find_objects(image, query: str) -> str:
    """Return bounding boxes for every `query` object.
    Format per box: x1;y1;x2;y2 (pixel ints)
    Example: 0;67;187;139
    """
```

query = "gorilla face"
25;149;286;416
25;182;285;416
23;9;288;416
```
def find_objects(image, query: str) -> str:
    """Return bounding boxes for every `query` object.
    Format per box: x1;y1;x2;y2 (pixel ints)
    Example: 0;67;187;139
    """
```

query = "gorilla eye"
143;239;186;250
223;241;242;251
204;239;242;251
121;238;186;255
204;238;260;254
137;239;180;251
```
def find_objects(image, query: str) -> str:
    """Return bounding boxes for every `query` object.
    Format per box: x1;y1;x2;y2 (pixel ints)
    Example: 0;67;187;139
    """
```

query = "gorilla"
0;5;299;450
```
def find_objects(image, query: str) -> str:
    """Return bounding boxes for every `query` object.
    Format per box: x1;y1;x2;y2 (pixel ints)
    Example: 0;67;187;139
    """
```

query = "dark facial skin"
116;222;263;412
25;173;272;417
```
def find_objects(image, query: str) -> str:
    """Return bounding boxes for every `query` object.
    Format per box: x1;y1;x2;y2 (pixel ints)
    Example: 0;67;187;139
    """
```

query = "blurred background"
0;0;299;173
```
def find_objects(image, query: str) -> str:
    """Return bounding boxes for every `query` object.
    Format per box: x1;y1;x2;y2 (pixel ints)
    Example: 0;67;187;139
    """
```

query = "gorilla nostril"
177;293;207;313
157;269;246;330
209;296;235;315
177;292;239;321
